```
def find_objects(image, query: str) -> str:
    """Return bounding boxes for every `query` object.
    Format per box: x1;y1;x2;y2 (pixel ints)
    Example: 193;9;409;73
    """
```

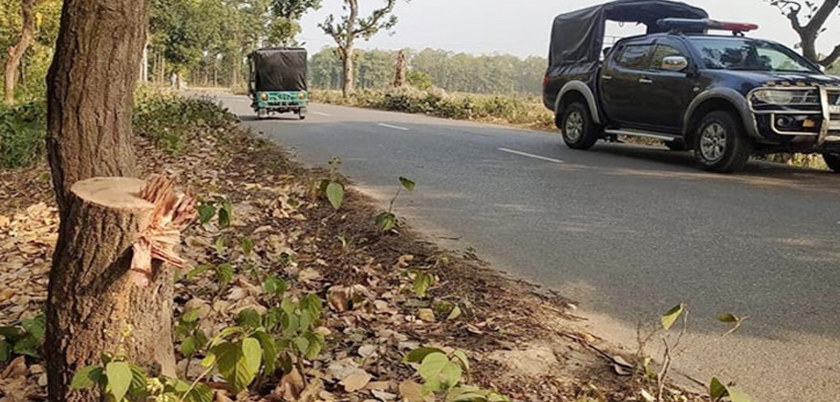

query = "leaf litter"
0;109;708;401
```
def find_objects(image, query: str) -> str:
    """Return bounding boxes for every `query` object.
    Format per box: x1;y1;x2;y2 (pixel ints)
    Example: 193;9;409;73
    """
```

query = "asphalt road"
214;93;840;402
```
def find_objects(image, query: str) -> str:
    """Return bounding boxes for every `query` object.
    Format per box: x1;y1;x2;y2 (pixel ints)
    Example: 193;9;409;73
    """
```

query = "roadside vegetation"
1;89;728;402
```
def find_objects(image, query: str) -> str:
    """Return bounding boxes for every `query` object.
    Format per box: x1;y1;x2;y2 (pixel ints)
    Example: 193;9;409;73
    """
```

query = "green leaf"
252;331;279;375
709;377;727;400
181;336;198;356
21;315;45;340
402;347;446;363
299;293;323;331
295;331;325;360
70;365;104;389
212;339;262;393
11;334;39;357
452;350;470;374
376;212;397;232
326;182;344;209
264;276;288;299
197;202;216;224
237;309;262;329
399;177;416;191
447;385;490;402
186;264;211;280
660;303;685;331
447;305;463;321
728;387;752;402
215;263;234;286
717;313;739;323
412;271;435;298
241;237;254;257
184;383;214;402
200;353;216;368
214;235;226;256
218;201;232;228
128;364;148;397
105;361;133;402
420;353;462;391
182;309;201;323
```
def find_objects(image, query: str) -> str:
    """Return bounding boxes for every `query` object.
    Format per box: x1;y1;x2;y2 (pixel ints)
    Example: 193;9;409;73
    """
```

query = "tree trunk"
140;38;149;84
46;0;149;209
341;45;355;98
393;50;406;87
44;0;171;400
46;177;177;402
4;0;37;105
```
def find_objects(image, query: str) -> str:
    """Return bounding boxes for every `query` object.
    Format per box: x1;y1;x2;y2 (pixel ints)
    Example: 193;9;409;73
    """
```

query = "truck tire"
693;111;752;173
561;102;599;150
823;152;840;173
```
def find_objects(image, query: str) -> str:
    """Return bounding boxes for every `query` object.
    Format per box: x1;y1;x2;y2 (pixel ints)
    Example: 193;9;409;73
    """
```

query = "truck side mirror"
661;55;689;72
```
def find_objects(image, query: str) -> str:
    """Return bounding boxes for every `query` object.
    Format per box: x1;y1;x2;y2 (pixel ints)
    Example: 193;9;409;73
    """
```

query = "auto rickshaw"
247;47;308;119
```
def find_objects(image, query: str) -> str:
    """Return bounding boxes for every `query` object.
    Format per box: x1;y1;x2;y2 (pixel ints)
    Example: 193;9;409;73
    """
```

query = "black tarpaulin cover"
548;0;708;71
249;47;308;92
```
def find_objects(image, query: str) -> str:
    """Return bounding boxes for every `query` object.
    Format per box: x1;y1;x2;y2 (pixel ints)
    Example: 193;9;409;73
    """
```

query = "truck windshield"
688;37;817;73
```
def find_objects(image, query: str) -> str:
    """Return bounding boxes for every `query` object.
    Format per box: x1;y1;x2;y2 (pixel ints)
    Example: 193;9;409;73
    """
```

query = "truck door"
599;41;655;126
636;39;697;132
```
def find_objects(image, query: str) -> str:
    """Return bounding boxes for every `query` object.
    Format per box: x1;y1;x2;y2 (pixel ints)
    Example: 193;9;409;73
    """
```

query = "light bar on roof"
657;18;759;33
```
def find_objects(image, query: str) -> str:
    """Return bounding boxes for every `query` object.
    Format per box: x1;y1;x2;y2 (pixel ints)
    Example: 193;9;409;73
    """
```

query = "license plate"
831;105;840;114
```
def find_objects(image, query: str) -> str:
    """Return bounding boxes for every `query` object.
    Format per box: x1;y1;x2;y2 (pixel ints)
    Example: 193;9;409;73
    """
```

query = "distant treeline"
308;47;548;95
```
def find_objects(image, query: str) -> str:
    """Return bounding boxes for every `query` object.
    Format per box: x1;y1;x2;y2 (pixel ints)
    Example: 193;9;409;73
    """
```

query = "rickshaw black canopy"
548;0;708;71
249;47;308;92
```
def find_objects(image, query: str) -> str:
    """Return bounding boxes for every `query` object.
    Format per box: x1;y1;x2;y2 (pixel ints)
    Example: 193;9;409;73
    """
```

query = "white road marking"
498;148;564;164
312;112;330;116
378;123;409;131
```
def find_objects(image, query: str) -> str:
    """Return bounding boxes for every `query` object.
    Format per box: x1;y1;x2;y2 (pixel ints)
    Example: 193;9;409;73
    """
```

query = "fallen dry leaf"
340;371;371;392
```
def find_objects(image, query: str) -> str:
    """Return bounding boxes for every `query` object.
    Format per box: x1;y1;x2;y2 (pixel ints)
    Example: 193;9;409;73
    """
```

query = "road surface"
215;94;840;402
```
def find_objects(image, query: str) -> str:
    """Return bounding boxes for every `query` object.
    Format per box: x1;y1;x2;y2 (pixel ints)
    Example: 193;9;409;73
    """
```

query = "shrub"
133;86;237;154
0;101;47;170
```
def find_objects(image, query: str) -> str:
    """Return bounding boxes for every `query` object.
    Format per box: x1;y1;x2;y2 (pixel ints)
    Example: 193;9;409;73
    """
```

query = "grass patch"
311;87;555;131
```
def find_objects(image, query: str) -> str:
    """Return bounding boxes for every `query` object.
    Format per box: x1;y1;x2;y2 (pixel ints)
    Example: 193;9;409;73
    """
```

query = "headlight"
753;90;794;104
259;93;268;101
298;92;307;99
752;89;815;105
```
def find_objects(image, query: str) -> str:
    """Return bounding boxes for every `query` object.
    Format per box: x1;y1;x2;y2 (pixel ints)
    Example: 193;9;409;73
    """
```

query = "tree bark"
46;177;177;402
341;45;355;97
46;0;149;211
4;0;37;105
393;50;406;87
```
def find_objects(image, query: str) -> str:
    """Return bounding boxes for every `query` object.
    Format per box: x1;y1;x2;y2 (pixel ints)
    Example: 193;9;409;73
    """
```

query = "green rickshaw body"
247;47;308;119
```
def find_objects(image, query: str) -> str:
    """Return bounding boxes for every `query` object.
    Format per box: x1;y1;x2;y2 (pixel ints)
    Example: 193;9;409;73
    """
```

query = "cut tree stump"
46;176;195;402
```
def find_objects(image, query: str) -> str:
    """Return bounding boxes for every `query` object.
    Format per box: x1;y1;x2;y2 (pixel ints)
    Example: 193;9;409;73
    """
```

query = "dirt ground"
0;112;708;401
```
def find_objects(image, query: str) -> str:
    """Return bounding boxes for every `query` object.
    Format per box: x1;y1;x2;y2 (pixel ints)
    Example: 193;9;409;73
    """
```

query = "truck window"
649;44;683;70
616;44;654;70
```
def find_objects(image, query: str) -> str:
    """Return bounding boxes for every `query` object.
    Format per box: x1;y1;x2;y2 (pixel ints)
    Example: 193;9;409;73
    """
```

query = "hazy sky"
297;0;840;59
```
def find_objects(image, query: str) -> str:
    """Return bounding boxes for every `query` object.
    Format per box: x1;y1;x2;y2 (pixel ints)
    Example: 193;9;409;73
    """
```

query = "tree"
43;0;187;400
269;0;321;45
767;0;840;66
319;0;408;97
3;0;37;104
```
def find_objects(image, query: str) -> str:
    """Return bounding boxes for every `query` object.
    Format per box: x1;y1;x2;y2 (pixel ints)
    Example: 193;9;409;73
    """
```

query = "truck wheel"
561;102;599;150
298;108;307;120
822;152;840;173
694;111;752;173
257;109;268;120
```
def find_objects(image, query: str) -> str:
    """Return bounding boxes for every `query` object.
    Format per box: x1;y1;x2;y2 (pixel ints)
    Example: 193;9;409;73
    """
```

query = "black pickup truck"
543;0;840;173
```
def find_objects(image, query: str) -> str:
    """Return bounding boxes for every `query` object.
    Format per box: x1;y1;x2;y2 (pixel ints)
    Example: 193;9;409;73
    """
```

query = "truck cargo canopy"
249;47;308;92
548;0;708;72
